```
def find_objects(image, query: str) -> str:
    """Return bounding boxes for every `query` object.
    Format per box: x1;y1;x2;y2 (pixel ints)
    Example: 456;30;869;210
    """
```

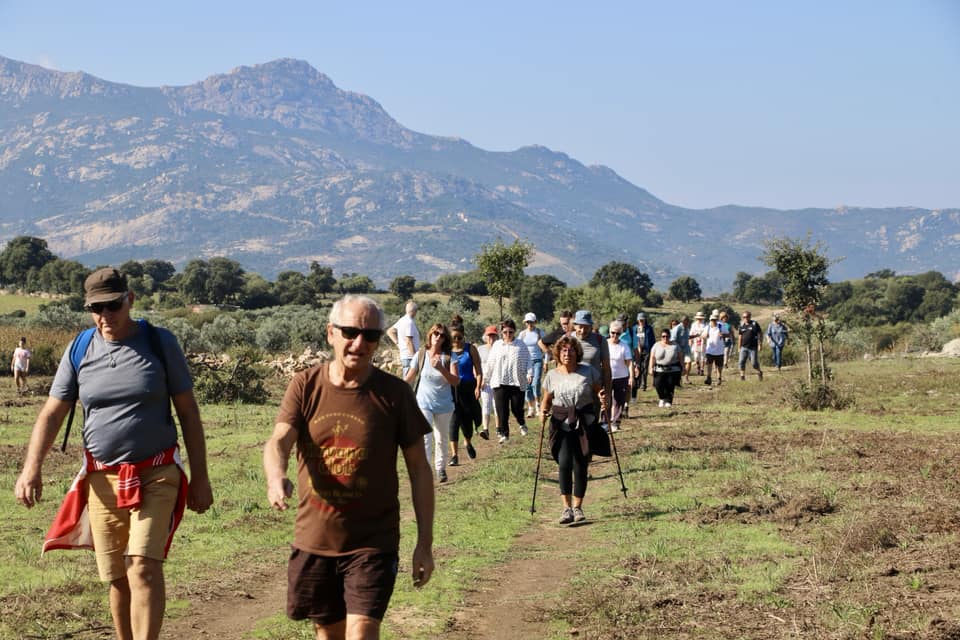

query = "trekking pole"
605;404;628;499
530;413;548;514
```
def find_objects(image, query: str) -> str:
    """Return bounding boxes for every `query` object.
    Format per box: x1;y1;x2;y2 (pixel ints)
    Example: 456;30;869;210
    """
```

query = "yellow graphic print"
304;412;369;512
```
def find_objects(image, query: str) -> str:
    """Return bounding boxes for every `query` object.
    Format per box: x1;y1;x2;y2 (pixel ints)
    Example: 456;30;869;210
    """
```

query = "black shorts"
287;547;399;624
706;354;724;367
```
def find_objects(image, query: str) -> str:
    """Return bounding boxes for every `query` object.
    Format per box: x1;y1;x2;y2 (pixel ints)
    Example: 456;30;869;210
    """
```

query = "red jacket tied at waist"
42;445;188;557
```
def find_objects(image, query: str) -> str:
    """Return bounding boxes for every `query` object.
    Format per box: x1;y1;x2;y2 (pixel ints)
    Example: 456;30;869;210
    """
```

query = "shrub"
30;304;88;331
154;317;205;354
200;314;256;353
256;317;294;353
790;381;853;411
190;351;269;404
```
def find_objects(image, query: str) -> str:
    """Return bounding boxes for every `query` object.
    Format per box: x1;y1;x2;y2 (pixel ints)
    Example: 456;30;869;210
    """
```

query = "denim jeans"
771;344;783;369
738;348;760;371
524;360;544;403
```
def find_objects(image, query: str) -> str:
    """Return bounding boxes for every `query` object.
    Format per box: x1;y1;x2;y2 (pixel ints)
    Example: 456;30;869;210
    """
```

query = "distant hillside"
1;55;957;290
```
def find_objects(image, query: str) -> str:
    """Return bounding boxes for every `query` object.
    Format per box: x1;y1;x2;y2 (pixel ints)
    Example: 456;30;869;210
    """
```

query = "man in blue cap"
572;310;612;424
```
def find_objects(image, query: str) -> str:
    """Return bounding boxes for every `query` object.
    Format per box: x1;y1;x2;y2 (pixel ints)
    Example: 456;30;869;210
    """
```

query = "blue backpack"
60;319;170;452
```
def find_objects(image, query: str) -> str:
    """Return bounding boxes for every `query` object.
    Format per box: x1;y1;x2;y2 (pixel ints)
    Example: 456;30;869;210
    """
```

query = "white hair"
609;320;624;333
405;300;418;314
329;295;386;329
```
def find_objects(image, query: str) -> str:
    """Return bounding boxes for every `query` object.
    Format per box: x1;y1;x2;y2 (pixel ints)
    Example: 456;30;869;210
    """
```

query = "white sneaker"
664;402;671;408
526;406;534;418
658;400;664;407
611;423;620;433
498;434;508;444
519;425;529;436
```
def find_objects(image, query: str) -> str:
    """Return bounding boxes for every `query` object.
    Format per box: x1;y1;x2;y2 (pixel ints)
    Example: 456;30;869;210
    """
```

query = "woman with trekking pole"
538;334;606;525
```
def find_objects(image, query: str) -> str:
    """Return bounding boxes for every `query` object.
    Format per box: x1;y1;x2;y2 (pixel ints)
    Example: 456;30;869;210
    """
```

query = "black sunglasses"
334;324;383;342
86;296;126;314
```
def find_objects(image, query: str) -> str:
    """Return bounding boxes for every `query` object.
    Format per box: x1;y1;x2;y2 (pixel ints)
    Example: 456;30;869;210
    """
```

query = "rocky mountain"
1;55;957;290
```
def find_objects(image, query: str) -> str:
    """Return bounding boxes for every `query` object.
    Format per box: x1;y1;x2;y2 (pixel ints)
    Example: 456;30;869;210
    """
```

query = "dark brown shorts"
287;547;399;624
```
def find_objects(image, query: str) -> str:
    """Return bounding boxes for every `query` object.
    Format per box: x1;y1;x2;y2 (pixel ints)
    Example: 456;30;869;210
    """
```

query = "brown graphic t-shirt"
276;363;430;556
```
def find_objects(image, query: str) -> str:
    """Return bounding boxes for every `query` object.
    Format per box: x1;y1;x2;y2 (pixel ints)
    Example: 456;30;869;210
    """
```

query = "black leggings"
450;379;481;442
556;429;588;498
493;385;526;437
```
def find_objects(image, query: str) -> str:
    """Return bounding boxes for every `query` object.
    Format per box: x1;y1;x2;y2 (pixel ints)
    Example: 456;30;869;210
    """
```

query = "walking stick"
530;413;548;514
604;403;629;499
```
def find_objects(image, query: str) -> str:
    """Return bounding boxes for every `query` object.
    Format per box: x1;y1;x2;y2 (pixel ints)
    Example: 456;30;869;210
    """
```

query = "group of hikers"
384;302;789;526
12;268;788;640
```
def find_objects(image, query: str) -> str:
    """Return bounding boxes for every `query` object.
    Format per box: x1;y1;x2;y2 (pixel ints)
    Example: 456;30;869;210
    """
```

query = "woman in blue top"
520;313;547;418
448;320;483;466
404;322;459;482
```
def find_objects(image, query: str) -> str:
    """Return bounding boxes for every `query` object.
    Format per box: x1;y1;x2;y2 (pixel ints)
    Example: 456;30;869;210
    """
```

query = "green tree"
0;236;57;288
761;236;832;385
389;275;416;301
761;236;830;311
338;274;376;294
178;259;210;304
207;257;245;305
475;238;533;320
31;259;89;295
589;261;653;301
308;262;336;299
142;260;176;287
273;271;313;306
732;272;753;302
239;273;280;309
510;274;566;322
668;276;702;302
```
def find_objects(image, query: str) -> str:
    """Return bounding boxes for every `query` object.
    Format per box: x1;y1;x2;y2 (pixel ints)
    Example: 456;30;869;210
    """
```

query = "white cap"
524;312;537;322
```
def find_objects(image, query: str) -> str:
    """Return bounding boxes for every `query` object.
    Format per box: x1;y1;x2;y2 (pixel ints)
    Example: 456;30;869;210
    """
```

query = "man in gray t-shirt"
15;267;213;640
571;310;612;419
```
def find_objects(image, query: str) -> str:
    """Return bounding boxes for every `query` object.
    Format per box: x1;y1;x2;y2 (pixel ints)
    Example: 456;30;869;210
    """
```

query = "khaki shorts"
86;463;181;582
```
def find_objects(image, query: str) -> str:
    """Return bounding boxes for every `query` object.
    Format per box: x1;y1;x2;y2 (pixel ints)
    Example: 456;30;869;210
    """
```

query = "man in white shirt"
387;301;421;376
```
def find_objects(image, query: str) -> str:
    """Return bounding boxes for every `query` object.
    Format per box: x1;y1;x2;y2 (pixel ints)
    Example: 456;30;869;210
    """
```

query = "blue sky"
1;1;957;210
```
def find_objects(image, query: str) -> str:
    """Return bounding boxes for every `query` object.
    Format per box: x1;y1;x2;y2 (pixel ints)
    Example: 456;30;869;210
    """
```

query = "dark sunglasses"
451;334;463;340
86;296;126;314
334;324;383;342
609;331;620;336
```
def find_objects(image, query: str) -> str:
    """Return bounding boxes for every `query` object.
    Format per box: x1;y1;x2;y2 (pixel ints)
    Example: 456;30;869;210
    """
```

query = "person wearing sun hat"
689;311;708;376
703;310;727;386
475;324;500;439
15;267;213;640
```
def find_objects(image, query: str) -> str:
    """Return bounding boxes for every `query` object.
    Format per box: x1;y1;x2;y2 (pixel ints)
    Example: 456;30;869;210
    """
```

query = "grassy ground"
1;355;958;639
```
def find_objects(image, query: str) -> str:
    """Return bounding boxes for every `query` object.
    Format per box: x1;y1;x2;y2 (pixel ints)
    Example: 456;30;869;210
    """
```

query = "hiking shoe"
438;470;448;483
519;425;529;437
739;373;746;381
466;442;477;459
611;423;620;433
573;507;586;522
758;370;763;381
526;406;534;418
559;508;575;525
478;429;490;440
498;434;509;445
623;405;630;418
664;402;671;408
704;378;712;386
658;399;664;408
449;455;459;467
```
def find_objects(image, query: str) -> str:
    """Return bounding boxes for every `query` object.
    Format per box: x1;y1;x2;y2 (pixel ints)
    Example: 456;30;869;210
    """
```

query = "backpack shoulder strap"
69;328;97;373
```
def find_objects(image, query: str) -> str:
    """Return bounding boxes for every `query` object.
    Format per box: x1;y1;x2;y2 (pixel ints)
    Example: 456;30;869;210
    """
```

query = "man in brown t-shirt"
264;295;435;640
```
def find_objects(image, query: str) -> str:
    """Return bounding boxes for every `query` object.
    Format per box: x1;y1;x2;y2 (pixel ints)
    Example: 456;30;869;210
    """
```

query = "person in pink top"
11;336;31;395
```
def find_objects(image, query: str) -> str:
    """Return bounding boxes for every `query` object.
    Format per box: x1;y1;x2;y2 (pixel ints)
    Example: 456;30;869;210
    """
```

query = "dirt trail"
162;567;287;638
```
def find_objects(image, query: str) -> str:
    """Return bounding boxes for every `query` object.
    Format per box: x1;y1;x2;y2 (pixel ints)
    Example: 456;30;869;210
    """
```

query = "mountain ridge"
1;54;957;289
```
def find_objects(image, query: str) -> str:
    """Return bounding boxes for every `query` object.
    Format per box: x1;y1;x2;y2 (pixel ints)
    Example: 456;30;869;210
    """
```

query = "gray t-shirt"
543;363;600;410
651;342;681;371
51;324;193;466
